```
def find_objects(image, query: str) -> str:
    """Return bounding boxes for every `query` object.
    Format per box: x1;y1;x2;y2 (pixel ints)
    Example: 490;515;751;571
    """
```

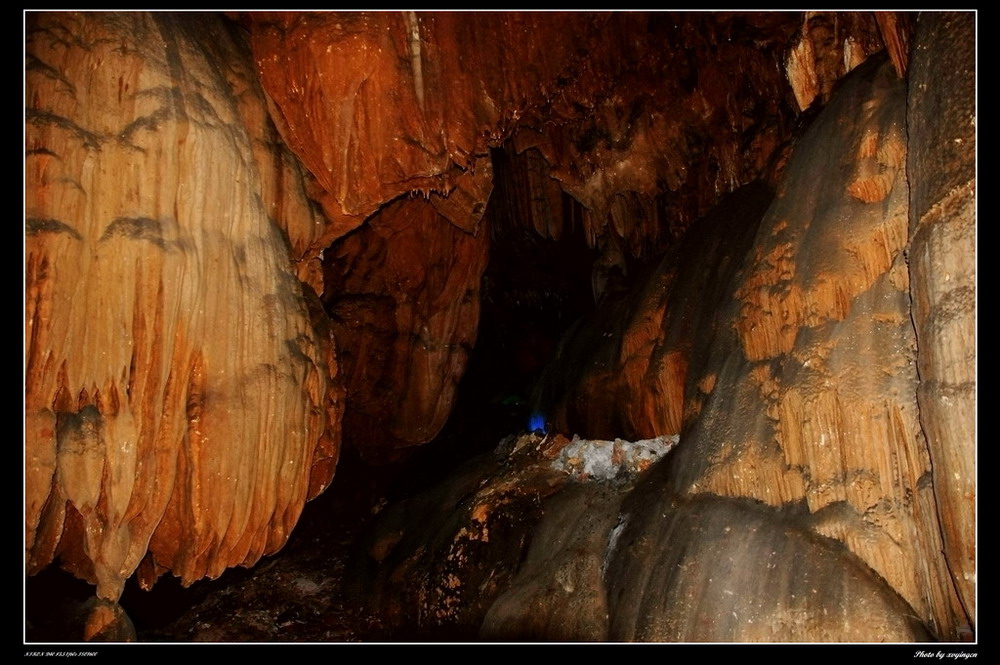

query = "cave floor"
135;455;392;643
28;393;523;644
140;499;374;641
25;450;404;644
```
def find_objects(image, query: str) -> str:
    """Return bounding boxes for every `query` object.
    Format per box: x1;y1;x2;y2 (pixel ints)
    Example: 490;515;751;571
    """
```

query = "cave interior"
23;10;976;644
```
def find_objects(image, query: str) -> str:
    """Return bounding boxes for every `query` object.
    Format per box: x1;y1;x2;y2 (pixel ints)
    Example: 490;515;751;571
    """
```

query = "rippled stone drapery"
25;12;340;599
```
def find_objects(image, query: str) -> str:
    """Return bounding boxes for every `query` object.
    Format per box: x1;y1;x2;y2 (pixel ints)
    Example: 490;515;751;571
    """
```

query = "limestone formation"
906;12;976;631
25;12;340;600
322;198;489;457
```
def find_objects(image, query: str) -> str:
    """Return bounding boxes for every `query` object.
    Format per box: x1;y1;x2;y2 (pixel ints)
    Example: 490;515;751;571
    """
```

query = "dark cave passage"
386;147;626;493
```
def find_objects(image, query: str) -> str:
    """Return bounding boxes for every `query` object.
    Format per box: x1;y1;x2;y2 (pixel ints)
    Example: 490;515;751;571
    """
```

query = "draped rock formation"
322;199;490;457
25;12;340;600
610;53;965;640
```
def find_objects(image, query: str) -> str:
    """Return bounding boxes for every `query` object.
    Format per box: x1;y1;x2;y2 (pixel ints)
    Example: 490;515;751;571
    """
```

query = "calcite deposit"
25;12;340;600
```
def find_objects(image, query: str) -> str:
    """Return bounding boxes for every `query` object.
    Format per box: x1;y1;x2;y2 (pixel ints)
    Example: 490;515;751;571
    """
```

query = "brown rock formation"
614;54;966;639
906;12;976;629
246;11;892;456
25;12;340;600
480;483;621;642
608;494;930;641
322;198;489;457
785;12;887;112
357;430;662;640
353;437;565;637
246;11;812;256
537;182;773;440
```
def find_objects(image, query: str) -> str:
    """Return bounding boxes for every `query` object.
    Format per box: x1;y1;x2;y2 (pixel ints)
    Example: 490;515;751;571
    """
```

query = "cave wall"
245;11;826;454
609;53;964;639
241;11;899;456
556;41;974;638
357;37;975;641
906;11;976;626
25;12;340;600
536;182;773;440
520;14;975;639
322;198;490;458
245;11;807;245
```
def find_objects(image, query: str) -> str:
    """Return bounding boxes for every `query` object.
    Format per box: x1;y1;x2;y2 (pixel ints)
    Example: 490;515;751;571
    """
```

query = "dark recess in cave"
385;146;642;497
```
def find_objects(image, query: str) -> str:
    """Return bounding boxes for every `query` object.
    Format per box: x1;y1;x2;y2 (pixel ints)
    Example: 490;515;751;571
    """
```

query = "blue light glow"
528;411;547;433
